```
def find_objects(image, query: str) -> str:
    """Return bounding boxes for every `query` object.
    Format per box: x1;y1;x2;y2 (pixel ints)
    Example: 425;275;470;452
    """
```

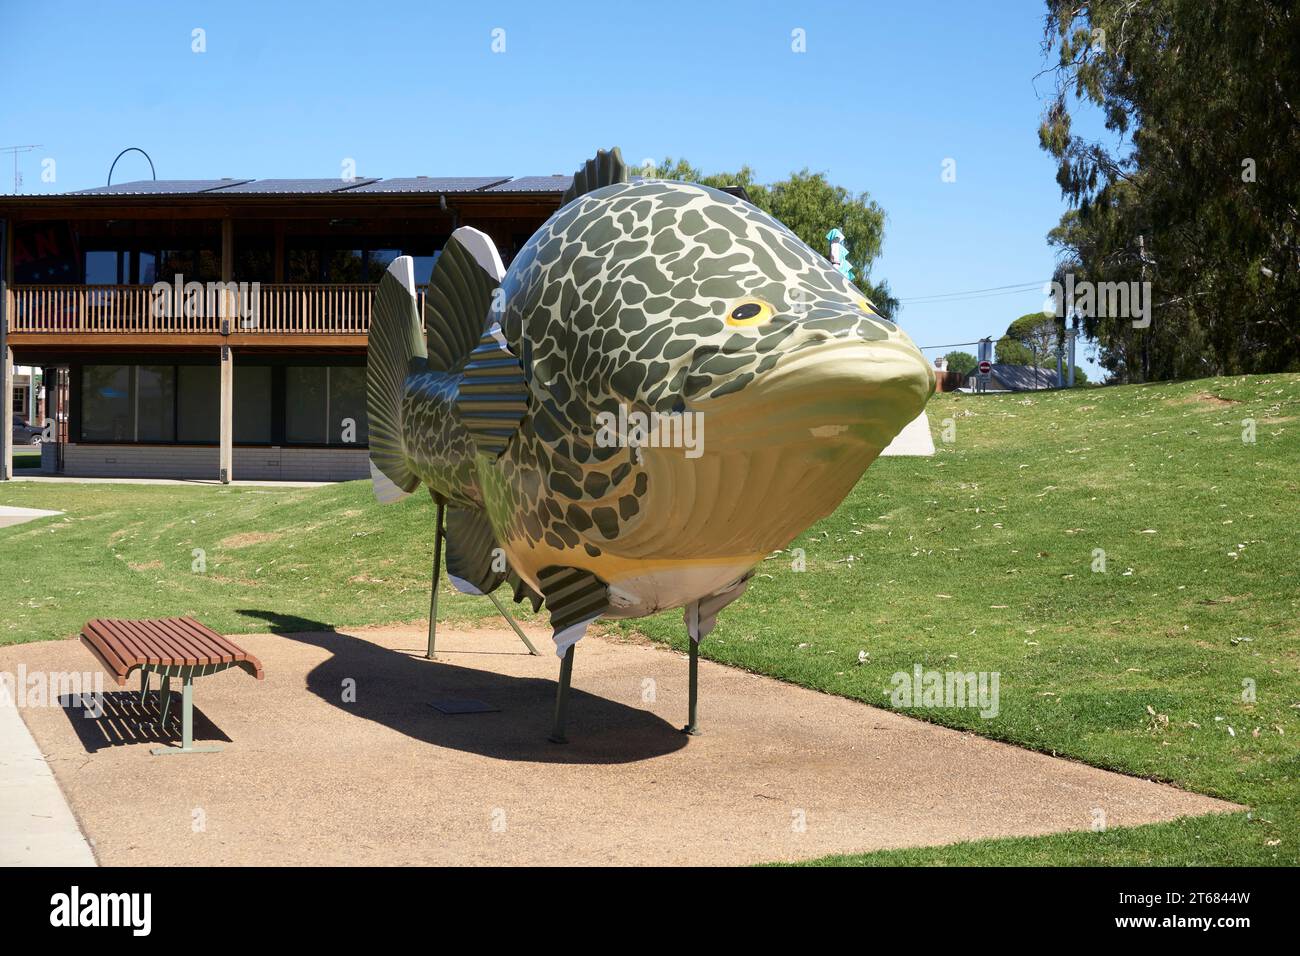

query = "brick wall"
46;444;369;482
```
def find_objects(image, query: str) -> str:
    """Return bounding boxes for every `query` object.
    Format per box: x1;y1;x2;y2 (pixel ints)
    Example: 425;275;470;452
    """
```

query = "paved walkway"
1;624;1238;865
0;506;63;528
0;691;96;866
879;412;936;457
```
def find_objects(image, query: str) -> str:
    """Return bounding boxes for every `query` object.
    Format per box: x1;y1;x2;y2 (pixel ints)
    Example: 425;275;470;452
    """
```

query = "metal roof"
484;175;572;193
67;179;254;196
48;175;565;198
205;177;381;194
344;176;512;194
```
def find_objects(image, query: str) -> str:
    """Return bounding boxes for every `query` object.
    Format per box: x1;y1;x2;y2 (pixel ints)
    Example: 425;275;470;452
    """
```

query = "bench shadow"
56;691;231;753
236;609;688;765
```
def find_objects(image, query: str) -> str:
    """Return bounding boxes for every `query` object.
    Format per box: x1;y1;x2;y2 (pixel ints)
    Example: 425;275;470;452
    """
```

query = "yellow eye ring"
854;296;880;318
725;298;774;328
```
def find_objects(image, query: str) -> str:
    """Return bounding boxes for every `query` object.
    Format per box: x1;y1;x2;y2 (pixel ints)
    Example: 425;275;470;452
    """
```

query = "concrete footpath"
0;691;96;866
0;624;1239;866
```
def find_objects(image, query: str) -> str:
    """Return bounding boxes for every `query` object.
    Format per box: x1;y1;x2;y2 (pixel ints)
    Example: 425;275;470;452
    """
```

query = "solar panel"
347;177;511;193
68;179;254;196
485;176;571;193
211;178;380;194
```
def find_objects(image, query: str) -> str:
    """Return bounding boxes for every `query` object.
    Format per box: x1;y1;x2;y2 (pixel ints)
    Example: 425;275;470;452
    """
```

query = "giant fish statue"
367;148;934;740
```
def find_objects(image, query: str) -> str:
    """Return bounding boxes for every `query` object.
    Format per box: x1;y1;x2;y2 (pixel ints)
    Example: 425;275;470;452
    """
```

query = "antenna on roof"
107;147;157;186
0;145;41;193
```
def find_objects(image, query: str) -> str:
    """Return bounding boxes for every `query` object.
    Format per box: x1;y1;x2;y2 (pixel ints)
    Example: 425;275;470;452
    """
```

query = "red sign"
978;361;992;375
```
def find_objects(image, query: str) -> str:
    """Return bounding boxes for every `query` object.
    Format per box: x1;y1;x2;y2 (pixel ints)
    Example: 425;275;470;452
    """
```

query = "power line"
900;280;1051;304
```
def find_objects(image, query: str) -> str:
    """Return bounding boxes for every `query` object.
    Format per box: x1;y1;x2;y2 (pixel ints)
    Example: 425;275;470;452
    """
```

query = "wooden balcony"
3;283;429;348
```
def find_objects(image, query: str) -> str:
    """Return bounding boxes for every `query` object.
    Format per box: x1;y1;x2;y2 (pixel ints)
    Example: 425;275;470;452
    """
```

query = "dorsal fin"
560;147;628;205
422;226;504;372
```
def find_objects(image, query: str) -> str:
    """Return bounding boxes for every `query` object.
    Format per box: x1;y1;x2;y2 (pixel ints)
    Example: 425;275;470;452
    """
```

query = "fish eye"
725;298;774;328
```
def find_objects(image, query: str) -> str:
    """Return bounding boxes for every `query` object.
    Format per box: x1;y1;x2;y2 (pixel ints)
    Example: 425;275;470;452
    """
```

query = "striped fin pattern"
537;565;608;655
423;228;501;373
456;323;528;458
560;146;629;205
366;258;426;498
444;505;542;612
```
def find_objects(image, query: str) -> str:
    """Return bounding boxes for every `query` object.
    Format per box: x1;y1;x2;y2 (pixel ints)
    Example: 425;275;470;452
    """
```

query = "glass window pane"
286;367;327;443
137;252;157;285
287;247;319;283
81;366;132;440
234;366;272;443
84;251;120;285
410;251;439;285
329;366;368;445
159;249;195;283
177;366;219;442
367;249;401;282
137;365;175;441
323;249;364;283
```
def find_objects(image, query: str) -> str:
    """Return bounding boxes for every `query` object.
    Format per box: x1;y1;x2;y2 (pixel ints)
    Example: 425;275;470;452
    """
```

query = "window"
84;251;123;285
136;366;176;441
177;366;219;442
367;249;402;281
409;249;440;285
234;366;273;443
330;365;368;445
81;366;132;440
287;248;321;283
286;366;368;445
286;366;328;443
323;249;365;283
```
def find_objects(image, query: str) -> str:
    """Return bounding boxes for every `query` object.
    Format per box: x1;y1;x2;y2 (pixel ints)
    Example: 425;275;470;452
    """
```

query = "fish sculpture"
367;147;934;740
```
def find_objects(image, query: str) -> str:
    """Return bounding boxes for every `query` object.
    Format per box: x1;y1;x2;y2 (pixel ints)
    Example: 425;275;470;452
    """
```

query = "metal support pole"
487;590;540;656
180;677;192;748
683;638;700;735
160;675;172;726
138;668;149;703
426;498;445;659
548;645;575;743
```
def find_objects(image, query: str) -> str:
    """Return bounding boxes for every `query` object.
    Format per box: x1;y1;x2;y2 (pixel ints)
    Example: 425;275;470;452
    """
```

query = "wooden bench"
80;617;264;755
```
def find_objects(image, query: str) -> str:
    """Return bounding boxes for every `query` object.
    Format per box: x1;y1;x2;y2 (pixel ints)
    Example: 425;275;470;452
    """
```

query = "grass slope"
1;373;1296;865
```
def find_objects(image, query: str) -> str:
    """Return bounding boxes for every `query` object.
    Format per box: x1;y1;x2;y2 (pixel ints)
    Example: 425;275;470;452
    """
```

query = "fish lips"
682;336;935;452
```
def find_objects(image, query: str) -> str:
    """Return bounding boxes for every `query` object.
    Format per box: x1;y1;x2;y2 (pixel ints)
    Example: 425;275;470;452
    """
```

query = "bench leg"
138;667;149;703
159;675;172;726
150;674;222;755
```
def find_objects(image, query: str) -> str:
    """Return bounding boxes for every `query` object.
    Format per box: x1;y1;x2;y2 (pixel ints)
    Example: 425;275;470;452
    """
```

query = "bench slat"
134;618;200;666
79;617;262;680
84;620;144;674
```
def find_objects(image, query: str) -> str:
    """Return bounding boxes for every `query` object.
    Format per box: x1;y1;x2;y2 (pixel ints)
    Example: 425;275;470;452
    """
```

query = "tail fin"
367;256;426;502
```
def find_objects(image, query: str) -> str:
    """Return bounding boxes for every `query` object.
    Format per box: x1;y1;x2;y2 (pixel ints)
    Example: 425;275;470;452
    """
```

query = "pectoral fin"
536;565;609;656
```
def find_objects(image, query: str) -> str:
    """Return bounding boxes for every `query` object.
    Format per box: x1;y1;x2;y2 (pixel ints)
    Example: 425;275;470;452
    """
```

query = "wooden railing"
5;283;430;336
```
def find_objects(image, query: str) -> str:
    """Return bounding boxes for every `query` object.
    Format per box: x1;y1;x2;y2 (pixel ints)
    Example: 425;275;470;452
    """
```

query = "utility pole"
0;145;42;193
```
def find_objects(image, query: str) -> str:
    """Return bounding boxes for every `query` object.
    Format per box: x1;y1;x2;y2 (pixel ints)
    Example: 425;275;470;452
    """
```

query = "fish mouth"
683;335;935;452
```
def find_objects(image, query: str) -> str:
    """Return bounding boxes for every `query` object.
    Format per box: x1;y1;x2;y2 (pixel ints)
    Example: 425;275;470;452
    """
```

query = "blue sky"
1;0;1100;376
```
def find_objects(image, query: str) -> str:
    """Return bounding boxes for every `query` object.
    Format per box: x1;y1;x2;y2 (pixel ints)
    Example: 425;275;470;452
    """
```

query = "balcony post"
219;217;234;483
1;217;11;481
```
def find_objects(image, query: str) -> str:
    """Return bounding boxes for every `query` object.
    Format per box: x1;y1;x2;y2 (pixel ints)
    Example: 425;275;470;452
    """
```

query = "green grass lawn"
2;373;1296;865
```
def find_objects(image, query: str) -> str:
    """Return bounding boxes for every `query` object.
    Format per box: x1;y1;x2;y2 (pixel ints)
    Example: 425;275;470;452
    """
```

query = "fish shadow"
57;691;231;753
236;609;688;765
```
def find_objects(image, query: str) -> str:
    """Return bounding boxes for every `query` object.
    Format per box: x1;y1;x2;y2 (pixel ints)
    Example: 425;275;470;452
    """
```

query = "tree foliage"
943;350;978;376
1039;0;1300;381
642;158;898;318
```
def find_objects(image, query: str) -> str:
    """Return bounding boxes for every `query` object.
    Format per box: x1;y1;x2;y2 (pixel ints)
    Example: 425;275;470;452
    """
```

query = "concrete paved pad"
879;411;935;456
0;693;96;866
0;505;63;528
2;625;1238;866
